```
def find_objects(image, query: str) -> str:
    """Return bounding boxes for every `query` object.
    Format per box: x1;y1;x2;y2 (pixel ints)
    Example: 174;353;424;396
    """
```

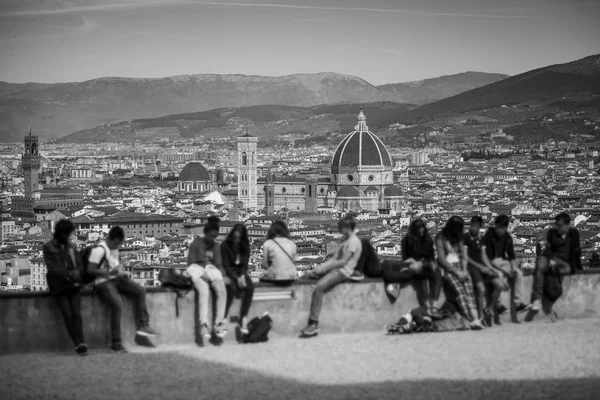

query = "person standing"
301;215;362;337
89;226;159;352
464;216;506;327
435;216;484;330
43;219;87;356
400;219;442;317
482;215;530;322
222;223;255;335
529;212;582;313
186;216;228;345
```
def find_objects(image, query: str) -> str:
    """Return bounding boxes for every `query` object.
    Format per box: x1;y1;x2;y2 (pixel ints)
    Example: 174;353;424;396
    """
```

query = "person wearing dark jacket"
222;223;255;335
481;215;530;322
400;219;442;316
43;219;87;356
530;212;582;313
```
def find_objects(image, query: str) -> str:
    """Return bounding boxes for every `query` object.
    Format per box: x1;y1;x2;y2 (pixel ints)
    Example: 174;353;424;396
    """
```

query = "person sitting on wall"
301;215;363;337
464;216;507;327
435;216;484;330
222;223;255;335
43;219;88;356
399;219;442;317
260;219;298;284
529;212;582;315
186;216;228;346
482;215;531;321
88;226;159;353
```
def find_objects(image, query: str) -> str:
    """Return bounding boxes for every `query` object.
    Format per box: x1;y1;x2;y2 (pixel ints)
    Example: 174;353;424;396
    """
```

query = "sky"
0;0;599;85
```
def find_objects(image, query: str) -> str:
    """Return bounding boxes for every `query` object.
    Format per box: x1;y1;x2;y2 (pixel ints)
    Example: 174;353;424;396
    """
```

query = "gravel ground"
2;319;600;400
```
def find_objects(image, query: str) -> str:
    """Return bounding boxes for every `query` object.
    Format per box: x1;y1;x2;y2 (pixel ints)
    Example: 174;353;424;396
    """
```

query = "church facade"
240;109;404;213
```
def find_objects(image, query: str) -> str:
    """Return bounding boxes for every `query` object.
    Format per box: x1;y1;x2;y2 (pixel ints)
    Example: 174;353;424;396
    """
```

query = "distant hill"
0;72;388;142
377;72;509;104
56;102;413;143
0;70;506;142
397;54;600;123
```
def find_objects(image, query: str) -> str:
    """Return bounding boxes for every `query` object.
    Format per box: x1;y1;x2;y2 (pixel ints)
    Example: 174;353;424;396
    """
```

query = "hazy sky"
1;0;599;85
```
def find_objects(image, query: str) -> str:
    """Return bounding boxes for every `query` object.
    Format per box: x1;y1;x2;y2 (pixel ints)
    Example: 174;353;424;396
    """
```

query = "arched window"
308;185;312;198
242;152;247;165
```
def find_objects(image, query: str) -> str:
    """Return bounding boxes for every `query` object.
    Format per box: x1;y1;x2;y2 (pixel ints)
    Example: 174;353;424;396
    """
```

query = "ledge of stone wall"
1;271;599;354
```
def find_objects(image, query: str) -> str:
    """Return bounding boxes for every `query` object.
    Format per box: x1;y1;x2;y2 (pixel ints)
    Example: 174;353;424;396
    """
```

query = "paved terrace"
2;319;600;400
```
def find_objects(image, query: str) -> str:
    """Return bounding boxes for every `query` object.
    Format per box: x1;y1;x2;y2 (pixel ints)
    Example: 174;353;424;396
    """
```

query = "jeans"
309;268;348;323
95;276;150;345
186;264;227;326
413;263;442;310
225;274;255;321
532;256;571;301
53;288;84;346
491;258;524;305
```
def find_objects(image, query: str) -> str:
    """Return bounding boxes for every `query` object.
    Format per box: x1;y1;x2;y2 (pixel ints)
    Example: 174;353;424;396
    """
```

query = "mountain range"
0;71;507;142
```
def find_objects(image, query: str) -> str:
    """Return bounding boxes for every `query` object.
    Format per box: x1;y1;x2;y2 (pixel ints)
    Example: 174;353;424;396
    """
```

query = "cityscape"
1;1;600;400
1;107;599;291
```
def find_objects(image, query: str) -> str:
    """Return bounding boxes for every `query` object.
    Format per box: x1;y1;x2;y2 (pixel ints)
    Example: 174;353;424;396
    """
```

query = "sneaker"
75;343;88;356
531;299;542;311
110;343;128;353
214;321;228;339
515;303;532;313
135;334;156;348
470;320;484;330
136;326;159;337
200;322;211;340
496;304;509;315
349;270;365;281
301;322;319;337
240;317;249;335
483;309;493;327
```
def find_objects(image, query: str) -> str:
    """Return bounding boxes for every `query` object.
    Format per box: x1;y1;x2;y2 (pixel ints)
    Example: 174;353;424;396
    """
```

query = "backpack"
81;244;107;285
543;270;563;303
158;267;194;317
356;238;382;278
243;312;273;343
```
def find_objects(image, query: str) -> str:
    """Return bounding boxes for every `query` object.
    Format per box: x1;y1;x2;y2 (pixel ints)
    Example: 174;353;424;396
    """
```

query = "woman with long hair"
261;219;297;283
401;219;442;316
222;223;254;334
435;216;483;330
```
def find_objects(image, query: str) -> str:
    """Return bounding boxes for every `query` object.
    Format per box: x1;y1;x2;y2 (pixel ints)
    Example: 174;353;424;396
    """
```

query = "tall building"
237;133;258;209
265;168;275;215
22;131;41;199
11;131;84;219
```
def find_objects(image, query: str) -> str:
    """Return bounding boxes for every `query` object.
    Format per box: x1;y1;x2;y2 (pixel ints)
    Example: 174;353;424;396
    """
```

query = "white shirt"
89;242;120;285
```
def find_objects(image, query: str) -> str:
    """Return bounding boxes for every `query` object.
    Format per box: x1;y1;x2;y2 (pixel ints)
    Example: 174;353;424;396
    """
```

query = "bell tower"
265;168;275;215
22;129;41;199
237;130;258;209
304;174;319;213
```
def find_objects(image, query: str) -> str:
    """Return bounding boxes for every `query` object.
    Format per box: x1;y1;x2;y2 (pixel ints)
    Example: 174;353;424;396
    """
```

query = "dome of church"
331;109;392;174
179;162;210;182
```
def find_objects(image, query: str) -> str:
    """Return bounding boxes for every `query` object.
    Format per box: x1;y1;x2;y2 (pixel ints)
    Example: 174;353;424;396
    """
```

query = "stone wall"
1;272;599;354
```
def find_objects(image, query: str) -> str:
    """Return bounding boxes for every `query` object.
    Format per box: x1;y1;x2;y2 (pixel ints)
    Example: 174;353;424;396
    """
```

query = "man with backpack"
481;215;530;323
529;212;582;315
87;226;159;352
301;215;362;337
43;219;87;356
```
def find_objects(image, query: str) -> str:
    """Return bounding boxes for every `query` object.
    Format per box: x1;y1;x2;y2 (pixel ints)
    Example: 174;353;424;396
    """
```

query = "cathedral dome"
331;109;392;174
179;161;210;182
